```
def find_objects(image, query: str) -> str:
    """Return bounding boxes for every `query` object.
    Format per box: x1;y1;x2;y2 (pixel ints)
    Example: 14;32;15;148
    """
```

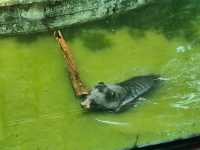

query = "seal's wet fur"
81;75;160;112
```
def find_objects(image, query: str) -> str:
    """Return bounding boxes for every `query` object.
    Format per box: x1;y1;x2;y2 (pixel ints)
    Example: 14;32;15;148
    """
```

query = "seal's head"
81;75;161;112
81;82;120;111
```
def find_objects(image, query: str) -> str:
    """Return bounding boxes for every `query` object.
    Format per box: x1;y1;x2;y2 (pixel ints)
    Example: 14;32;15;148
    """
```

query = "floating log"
54;30;89;97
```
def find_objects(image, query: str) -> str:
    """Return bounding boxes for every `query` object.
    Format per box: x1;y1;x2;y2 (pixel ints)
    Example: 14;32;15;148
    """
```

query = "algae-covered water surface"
1;1;200;150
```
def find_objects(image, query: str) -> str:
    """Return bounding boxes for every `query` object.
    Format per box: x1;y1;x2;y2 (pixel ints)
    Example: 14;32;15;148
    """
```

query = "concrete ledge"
0;0;153;35
0;0;60;7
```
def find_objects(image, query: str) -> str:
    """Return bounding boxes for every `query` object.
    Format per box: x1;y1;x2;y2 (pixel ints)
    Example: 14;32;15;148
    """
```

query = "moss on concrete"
0;0;153;35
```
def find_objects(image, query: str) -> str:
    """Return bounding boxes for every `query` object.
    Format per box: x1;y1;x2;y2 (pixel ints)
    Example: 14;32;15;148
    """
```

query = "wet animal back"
118;75;159;97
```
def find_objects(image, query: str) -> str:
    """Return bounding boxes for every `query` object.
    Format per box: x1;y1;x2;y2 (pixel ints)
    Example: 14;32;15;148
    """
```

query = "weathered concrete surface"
0;0;59;6
0;0;153;35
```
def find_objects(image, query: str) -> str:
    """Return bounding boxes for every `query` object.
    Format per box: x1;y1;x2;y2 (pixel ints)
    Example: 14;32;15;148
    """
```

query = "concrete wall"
0;0;153;35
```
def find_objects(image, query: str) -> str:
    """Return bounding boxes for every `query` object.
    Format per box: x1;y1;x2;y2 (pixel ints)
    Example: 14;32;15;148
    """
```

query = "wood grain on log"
54;30;89;97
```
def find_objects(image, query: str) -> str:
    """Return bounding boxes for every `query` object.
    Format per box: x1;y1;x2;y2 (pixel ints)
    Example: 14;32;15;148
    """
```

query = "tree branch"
54;30;89;97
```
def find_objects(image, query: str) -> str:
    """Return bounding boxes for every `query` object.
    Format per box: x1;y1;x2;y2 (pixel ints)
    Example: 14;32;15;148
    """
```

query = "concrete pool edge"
0;0;154;35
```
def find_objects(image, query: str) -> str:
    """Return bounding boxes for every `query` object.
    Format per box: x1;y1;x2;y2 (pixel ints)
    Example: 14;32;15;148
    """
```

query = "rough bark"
54;30;89;97
0;0;154;35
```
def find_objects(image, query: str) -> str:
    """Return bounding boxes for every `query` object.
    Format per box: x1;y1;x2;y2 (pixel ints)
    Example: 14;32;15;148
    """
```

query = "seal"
81;75;160;112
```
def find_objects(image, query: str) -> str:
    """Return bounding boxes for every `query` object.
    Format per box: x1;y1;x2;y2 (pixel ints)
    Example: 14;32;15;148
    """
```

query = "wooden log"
54;30;89;97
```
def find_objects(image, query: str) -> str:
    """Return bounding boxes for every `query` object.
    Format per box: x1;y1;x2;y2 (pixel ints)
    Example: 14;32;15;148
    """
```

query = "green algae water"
1;1;200;150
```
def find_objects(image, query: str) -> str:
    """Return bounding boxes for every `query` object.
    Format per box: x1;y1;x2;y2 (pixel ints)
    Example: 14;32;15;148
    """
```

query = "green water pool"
0;1;200;150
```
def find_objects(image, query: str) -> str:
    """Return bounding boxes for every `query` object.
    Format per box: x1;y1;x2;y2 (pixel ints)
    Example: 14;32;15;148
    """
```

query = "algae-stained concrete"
0;0;153;35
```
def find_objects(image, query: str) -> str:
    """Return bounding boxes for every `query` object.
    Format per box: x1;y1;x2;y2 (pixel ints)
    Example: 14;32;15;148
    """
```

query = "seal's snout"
81;99;91;109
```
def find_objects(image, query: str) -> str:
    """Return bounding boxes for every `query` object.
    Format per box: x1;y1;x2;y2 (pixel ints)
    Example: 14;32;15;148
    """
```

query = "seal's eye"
90;100;98;109
98;87;104;93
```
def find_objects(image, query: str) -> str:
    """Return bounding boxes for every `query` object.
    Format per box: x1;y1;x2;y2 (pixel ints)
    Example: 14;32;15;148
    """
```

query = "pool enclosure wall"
0;0;153;35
